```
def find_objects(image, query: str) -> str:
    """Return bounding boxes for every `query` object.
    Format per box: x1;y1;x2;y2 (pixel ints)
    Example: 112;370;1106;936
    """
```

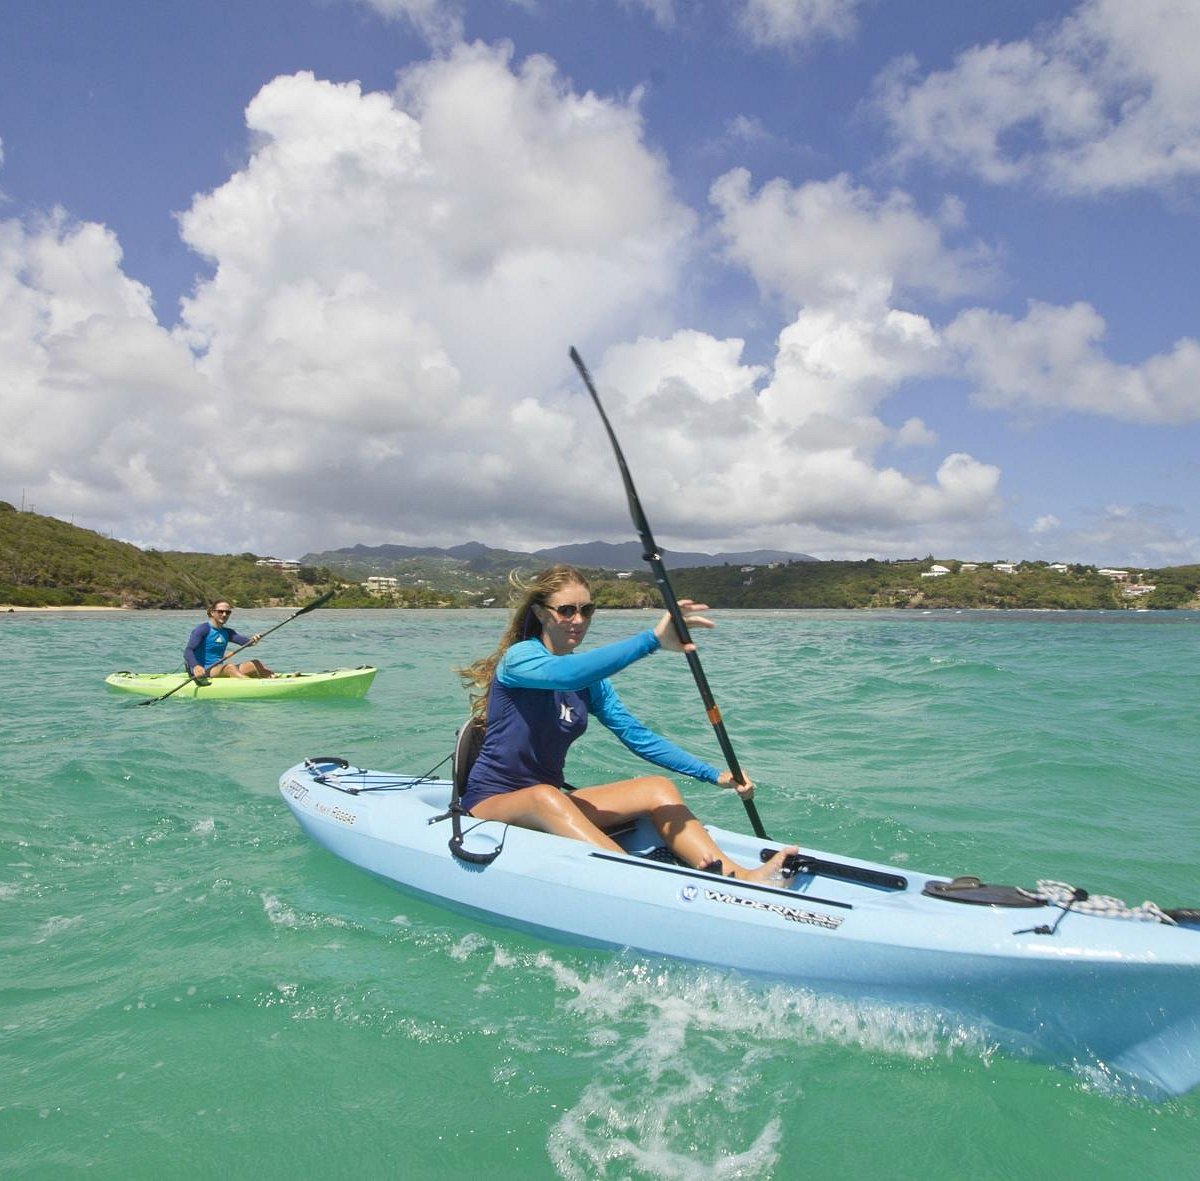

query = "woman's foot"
738;846;799;884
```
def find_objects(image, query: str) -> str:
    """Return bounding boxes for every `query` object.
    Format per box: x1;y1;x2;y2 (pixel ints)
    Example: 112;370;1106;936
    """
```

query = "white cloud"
710;168;994;309
618;0;676;30
895;417;936;448
764;305;944;423
4;47;699;555
736;0;865;50
877;0;1200;195
946;301;1200;424
575;327;1001;552
1028;503;1199;568
348;0;465;50
8;26;1193;566
170;47;695;552
2;211;206;528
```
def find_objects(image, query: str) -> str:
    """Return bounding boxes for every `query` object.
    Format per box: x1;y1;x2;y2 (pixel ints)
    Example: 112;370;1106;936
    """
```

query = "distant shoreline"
1;605;131;613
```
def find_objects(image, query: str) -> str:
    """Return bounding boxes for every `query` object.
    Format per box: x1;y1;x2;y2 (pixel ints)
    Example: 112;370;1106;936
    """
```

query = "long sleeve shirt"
461;630;719;810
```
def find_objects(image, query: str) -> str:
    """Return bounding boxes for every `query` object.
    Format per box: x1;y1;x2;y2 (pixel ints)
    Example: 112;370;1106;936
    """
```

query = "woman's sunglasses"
543;602;596;620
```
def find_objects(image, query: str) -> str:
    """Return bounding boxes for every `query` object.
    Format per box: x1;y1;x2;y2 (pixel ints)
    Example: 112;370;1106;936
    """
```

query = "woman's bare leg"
469;784;626;852
572;777;797;883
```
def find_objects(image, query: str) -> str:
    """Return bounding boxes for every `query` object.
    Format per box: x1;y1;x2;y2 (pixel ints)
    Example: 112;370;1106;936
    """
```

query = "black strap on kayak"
768;849;908;892
441;717;502;866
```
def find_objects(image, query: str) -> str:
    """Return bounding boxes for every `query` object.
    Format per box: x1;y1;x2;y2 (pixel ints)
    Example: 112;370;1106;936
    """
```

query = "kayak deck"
106;667;376;699
279;758;1200;1099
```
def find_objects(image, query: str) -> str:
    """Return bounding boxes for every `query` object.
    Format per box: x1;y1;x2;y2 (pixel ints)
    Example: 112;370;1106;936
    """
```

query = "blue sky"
3;0;1199;566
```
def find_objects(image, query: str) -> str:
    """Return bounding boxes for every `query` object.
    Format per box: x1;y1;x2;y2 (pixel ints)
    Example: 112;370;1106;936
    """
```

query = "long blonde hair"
457;564;591;718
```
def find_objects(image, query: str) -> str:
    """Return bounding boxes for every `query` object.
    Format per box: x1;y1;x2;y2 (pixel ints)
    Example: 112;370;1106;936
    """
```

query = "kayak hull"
279;759;1200;1098
106;667;376;700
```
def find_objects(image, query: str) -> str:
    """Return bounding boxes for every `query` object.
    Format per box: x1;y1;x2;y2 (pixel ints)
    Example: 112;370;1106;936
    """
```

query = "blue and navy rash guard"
461;630;720;811
184;621;250;672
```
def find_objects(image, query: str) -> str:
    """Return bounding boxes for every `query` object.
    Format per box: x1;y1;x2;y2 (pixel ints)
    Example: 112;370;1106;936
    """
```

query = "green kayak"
105;667;376;700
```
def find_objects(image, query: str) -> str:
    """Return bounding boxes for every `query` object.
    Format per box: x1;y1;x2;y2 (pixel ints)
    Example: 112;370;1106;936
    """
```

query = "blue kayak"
279;757;1200;1098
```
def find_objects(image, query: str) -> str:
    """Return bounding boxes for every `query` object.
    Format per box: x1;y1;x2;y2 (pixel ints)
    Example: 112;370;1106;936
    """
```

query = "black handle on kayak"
765;849;908;891
138;589;337;705
569;347;769;840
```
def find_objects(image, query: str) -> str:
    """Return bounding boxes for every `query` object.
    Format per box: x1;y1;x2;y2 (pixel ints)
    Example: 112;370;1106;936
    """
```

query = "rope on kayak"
1015;879;1177;934
305;755;451;794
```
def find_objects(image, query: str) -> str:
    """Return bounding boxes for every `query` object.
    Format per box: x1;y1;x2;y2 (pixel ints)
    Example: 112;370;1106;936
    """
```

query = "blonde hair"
457;564;591;718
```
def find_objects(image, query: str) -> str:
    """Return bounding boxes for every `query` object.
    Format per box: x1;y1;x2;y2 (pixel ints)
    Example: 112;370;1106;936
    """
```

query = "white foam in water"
260;892;350;930
537;954;997;1178
32;914;83;944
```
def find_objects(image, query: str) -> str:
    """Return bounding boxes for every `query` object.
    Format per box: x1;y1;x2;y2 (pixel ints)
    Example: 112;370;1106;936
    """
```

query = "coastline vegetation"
3;501;1198;611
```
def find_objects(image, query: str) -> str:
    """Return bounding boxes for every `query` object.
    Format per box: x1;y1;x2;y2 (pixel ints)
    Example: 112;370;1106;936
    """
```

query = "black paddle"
569;347;769;839
139;589;337;705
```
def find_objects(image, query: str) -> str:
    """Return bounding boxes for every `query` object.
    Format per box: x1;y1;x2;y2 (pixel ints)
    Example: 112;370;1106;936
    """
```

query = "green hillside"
3;501;1198;610
0;503;320;608
668;558;1198;610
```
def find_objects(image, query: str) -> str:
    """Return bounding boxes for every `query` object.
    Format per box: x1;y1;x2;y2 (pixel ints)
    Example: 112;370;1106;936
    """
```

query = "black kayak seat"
452;716;486;806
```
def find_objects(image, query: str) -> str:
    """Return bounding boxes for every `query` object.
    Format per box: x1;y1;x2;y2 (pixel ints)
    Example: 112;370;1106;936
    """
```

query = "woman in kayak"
458;565;795;881
184;600;275;680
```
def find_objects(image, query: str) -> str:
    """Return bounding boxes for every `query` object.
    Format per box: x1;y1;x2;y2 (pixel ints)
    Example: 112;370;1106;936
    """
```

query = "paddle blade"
298;589;337;615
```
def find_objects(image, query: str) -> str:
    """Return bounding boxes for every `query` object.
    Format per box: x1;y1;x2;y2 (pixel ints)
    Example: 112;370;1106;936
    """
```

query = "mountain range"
299;540;819;576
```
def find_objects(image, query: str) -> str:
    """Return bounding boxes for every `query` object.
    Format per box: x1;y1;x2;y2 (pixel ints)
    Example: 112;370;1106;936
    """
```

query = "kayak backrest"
452;716;486;804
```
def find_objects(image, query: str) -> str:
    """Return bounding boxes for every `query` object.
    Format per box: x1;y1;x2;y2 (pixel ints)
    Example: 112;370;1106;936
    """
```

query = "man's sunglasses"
543;602;596;620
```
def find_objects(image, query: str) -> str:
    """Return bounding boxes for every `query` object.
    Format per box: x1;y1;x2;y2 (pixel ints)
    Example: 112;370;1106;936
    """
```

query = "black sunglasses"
543;602;596;620
213;608;232;616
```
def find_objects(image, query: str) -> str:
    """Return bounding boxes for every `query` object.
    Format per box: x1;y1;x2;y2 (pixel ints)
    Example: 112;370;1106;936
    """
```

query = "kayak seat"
446;717;503;867
452;716;486;806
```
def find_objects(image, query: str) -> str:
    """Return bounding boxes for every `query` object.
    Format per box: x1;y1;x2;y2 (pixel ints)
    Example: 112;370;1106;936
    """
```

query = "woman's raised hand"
718;769;755;800
654;599;715;652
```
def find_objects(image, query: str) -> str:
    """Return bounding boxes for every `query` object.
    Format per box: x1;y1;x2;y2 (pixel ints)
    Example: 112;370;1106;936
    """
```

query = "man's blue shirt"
184;621;250;671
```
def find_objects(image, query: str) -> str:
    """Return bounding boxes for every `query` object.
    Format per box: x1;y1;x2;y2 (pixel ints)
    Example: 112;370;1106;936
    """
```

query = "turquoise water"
3;607;1198;1178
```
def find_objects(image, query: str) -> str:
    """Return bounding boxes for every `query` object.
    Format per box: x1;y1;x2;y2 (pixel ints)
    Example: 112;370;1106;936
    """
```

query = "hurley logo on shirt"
558;702;575;723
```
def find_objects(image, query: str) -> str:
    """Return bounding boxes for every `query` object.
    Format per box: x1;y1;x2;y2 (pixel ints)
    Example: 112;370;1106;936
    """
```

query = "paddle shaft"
140;589;337;705
569;347;769;839
214;589;336;668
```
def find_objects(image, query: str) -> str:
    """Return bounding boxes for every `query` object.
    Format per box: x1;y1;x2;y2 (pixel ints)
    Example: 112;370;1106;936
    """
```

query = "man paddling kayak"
457;565;795;882
185;599;275;680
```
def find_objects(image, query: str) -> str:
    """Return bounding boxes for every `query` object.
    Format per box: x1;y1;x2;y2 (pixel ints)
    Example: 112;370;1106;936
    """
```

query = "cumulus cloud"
736;0;865;50
710;168;994;309
876;0;1200;195
172;48;697;551
1;212;205;528
946;301;1200;423
574;323;1000;555
6;45;698;555
6;26;1192;565
348;0;466;50
1027;503;1199;569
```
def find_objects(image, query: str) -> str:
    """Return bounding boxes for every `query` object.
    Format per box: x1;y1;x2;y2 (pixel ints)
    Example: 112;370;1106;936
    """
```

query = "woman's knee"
640;775;684;808
526;784;575;818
